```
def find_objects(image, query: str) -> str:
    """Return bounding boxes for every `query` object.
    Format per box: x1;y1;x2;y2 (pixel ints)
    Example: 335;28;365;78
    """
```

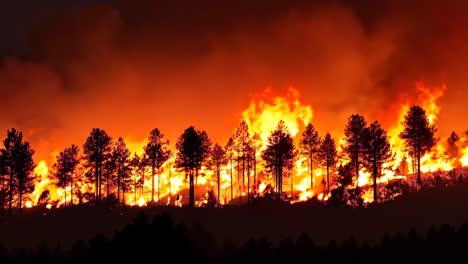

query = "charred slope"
0;182;468;250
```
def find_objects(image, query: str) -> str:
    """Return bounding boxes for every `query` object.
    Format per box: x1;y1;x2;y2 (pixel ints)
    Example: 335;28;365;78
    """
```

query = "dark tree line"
216;121;262;205
53;128;170;207
0;104;440;211
2;213;468;262
295;105;435;204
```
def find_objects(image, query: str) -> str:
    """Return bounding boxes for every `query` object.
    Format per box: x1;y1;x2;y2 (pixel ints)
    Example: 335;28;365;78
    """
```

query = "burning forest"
4;1;468;261
0;81;466;212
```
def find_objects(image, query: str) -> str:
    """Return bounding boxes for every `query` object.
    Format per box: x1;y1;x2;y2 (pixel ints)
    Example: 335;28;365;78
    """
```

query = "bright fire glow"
20;82;468;208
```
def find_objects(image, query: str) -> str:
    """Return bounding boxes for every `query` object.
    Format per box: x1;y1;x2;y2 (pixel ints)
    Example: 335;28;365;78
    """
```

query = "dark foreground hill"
1;181;468;251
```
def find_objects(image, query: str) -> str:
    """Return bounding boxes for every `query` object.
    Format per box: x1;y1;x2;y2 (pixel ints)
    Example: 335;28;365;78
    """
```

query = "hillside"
1;182;468;250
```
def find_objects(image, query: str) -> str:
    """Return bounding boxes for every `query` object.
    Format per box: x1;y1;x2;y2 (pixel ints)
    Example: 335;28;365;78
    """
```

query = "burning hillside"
0;1;468;212
0;81;465;211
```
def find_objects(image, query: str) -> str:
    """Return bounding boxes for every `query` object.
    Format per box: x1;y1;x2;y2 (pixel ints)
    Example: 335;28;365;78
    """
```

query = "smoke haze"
0;0;467;162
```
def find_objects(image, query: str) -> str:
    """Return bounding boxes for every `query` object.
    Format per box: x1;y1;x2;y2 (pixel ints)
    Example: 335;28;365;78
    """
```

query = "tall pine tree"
210;144;227;202
299;123;321;189
111;137;131;206
224;137;235;202
362;122;392;203
0;129;35;214
144;128;171;203
233;121;251;198
53;144;80;206
400;105;437;185
83;128;112;202
261;121;296;200
317;132;337;193
343;114;367;184
175;126;211;207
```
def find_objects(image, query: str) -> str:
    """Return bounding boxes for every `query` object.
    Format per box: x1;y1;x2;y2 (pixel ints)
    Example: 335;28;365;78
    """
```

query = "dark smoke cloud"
0;0;467;162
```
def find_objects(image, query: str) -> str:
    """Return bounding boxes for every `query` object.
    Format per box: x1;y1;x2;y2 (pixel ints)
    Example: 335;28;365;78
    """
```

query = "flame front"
242;87;313;147
23;82;468;208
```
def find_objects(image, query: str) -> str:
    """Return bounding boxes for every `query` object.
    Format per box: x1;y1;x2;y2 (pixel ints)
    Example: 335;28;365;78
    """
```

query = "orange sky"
0;1;467;164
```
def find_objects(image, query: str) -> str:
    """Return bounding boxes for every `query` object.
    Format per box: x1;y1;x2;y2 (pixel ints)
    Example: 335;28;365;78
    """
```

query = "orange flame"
25;82;466;208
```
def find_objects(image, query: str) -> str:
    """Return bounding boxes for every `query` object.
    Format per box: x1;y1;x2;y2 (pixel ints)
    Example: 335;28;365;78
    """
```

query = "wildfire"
387;82;453;177
461;148;468;167
137;197;146;207
18;82;468;208
242;87;313;148
32;160;57;205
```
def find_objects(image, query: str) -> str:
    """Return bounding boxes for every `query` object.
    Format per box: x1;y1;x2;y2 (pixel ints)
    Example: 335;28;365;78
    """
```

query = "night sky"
0;0;467;162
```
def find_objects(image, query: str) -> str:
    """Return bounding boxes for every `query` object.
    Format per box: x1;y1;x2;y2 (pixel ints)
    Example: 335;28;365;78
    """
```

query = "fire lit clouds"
0;0;467;164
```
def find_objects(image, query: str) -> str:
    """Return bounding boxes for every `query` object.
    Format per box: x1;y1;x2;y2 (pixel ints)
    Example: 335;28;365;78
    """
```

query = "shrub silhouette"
3;212;468;262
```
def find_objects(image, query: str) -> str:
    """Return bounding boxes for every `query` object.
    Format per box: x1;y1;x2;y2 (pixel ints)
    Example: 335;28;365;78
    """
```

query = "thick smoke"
0;0;467;162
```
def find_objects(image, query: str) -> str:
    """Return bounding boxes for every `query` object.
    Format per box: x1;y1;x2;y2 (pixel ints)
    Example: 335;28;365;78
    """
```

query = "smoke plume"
0;0;467;162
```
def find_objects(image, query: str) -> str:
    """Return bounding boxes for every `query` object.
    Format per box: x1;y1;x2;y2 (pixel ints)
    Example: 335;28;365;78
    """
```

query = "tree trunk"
242;154;245;195
106;174;109;202
417;144;421;185
18;183;22;215
310;153;314;189
326;164;330;193
122;188;125;207
1;176;5;211
141;170;144;197
169;165;172;195
237;157;241;198
70;172;74;206
276;155;280;199
275;157;279;199
117;165;121;205
247;155;250;205
134;180;137;205
98;162;102;202
355;134;359;185
64;185;67;207
373;158;378;203
290;170;293;200
95;162;99;202
8;170;13;214
151;163;155;203
279;157;283;200
230;160;233;202
189;169;195;207
217;165;221;202
157;170;160;203
253;156;257;194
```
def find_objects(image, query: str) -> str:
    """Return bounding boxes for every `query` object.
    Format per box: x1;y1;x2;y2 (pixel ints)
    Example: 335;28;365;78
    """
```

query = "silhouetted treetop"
400;105;437;185
343;114;367;180
175;126;211;207
0;128;35;213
